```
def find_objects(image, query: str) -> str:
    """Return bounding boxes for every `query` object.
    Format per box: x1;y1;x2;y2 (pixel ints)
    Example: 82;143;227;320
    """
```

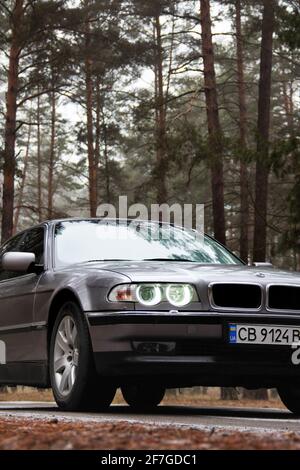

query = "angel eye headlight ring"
166;284;194;307
108;283;197;307
136;284;162;306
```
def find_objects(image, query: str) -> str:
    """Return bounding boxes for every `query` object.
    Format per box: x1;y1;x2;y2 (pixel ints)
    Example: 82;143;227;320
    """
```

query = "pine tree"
200;0;226;245
253;0;276;262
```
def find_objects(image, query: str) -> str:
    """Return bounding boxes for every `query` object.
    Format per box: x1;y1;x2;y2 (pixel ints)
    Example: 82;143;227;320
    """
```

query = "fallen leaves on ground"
0;416;299;450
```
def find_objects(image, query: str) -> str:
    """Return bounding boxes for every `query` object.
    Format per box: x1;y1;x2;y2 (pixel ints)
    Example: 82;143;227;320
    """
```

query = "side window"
19;227;45;265
0;233;24;282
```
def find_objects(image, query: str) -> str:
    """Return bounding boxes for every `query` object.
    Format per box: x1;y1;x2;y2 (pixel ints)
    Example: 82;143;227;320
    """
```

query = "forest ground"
1;388;299;450
0;386;285;409
0;414;299;450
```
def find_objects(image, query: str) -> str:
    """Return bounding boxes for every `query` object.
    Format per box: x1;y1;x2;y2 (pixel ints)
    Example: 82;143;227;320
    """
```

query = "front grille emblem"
256;272;265;278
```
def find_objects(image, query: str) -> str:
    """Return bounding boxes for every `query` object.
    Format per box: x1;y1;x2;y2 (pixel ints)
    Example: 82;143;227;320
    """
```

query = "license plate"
229;324;300;346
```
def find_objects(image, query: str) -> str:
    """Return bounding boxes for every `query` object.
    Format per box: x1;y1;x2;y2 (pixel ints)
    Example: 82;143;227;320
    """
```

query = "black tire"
49;301;116;411
121;383;165;410
278;385;300;415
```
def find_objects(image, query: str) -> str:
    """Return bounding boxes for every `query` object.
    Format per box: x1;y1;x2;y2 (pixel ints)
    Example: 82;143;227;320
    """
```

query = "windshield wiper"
86;259;131;263
143;258;193;262
85;258;193;263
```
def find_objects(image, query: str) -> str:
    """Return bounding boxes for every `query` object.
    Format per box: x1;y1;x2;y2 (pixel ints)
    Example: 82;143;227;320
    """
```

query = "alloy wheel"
53;315;79;396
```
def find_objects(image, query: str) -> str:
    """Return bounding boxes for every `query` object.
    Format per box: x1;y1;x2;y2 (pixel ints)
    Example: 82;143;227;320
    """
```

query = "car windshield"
54;220;242;267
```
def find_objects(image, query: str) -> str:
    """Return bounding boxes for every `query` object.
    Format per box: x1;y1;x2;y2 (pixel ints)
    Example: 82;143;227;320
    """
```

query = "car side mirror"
1;252;36;273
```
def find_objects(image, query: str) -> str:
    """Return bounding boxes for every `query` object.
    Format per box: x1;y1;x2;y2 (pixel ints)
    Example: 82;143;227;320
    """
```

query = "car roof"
11;217;197;237
41;217;190;227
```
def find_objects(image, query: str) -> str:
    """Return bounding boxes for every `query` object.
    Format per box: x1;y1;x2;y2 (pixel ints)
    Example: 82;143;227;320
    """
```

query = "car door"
0;226;45;364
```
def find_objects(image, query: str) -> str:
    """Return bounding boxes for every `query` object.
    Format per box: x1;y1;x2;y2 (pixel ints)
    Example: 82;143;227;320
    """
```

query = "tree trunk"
37;93;42;222
253;0;276;262
1;0;24;243
282;80;294;134
84;1;97;217
235;0;249;262
154;14;168;205
221;387;239;401
95;77;101;203
14;120;32;231
103;124;110;203
165;7;175;112
200;0;226;245
242;389;268;400
48;90;56;219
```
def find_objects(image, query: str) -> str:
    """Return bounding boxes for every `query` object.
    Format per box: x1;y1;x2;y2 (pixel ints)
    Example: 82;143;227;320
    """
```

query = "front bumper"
87;311;300;388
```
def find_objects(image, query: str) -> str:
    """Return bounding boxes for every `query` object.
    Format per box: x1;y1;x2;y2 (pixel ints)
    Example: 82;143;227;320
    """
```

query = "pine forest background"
1;0;300;268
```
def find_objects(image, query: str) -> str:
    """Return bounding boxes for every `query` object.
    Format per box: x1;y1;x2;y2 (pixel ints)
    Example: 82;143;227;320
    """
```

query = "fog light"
133;342;175;354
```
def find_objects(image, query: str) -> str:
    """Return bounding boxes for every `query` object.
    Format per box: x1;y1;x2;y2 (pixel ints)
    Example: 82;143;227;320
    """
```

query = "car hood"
77;261;300;285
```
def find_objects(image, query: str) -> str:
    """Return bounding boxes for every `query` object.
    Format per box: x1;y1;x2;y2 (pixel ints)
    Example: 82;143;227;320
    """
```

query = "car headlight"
136;284;162;306
108;283;198;307
166;284;194;307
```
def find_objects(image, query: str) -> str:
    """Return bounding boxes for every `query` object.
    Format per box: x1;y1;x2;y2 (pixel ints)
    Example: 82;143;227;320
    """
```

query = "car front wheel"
121;383;165;410
278;384;300;415
50;301;116;411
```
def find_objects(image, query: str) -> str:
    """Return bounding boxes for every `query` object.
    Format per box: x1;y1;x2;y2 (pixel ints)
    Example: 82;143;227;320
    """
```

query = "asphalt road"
0;402;300;433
